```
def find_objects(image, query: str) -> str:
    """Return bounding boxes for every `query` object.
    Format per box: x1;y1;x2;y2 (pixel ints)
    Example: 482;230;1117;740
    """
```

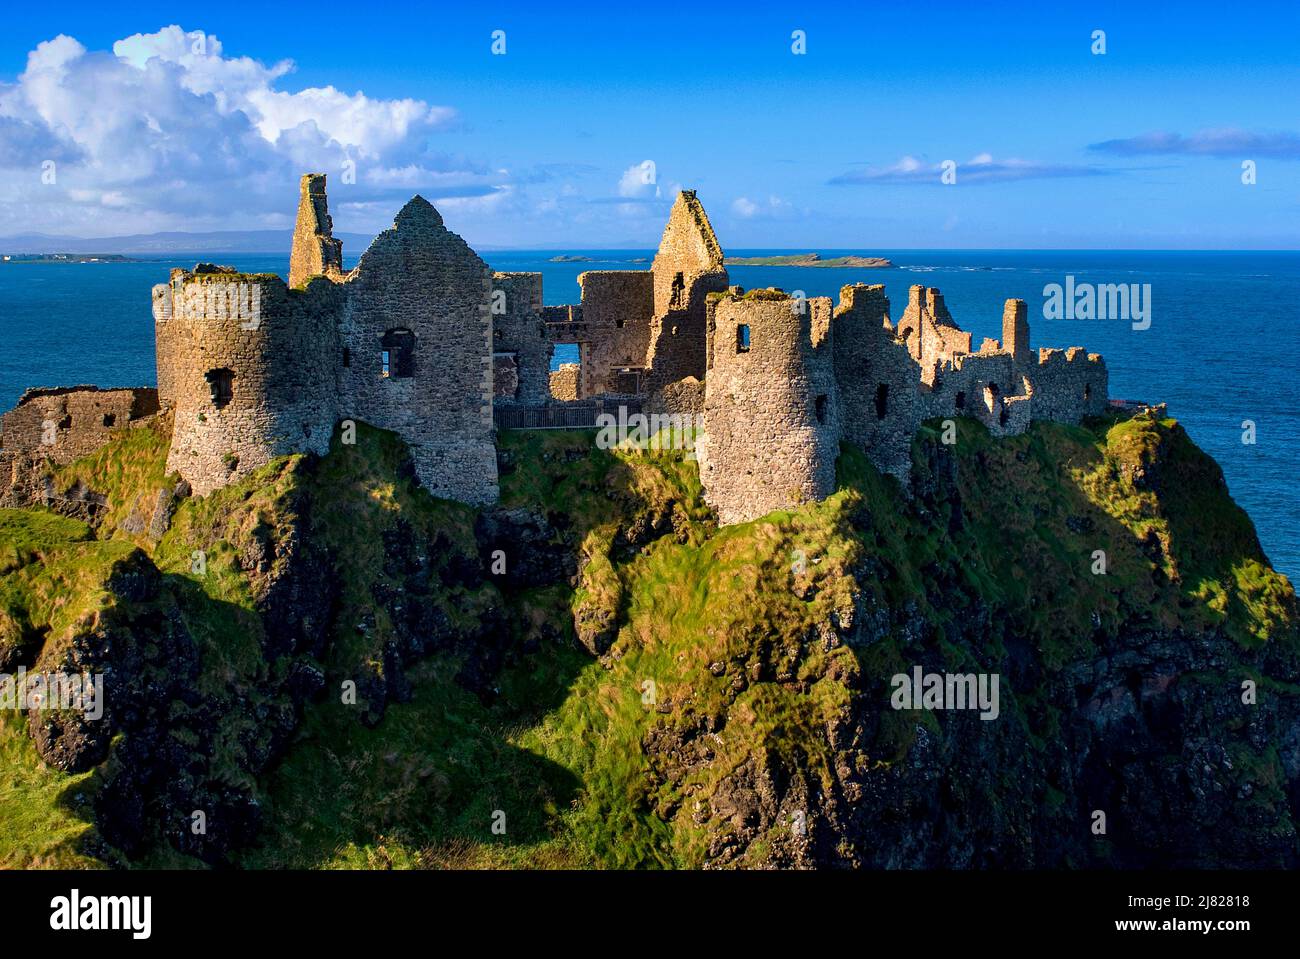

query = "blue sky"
0;0;1297;248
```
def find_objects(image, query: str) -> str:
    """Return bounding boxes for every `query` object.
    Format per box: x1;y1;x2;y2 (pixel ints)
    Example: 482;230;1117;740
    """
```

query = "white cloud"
617;160;659;198
0;28;707;247
0;25;490;235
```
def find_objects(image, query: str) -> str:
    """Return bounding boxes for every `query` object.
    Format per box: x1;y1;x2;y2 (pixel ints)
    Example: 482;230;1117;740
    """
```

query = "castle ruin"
1;173;1109;526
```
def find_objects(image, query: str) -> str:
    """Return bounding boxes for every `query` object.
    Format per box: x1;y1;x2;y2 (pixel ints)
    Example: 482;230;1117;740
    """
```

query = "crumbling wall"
697;292;838;525
154;267;341;495
896;284;972;375
831;284;919;482
898;292;1108;437
575;270;655;395
921;351;1020;433
491;272;549;404
0;386;158;463
0;386;160;506
1002;298;1031;365
338;197;498;505
288;173;345;289
549;363;581;401
1027;348;1109;423
645;191;730;390
648;376;704;416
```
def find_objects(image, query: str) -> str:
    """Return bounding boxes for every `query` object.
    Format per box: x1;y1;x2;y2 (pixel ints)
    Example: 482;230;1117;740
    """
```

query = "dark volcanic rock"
475;507;577;588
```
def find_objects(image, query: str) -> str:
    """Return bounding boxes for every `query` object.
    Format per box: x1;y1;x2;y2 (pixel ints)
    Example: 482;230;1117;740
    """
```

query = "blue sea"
1;249;1296;579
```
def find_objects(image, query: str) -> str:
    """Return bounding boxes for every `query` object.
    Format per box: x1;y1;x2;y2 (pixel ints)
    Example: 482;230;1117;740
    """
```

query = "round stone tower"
153;265;342;494
696;290;839;525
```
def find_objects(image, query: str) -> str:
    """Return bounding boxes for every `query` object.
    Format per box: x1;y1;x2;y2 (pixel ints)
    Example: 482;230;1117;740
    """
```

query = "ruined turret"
697;290;838;525
1002;298;1031;365
644;191;730;389
896;284;973;371
289;173;345;288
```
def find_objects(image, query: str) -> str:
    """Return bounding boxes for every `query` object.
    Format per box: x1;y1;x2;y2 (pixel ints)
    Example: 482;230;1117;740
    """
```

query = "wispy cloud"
731;194;796;219
1089;128;1300;159
830;153;1106;185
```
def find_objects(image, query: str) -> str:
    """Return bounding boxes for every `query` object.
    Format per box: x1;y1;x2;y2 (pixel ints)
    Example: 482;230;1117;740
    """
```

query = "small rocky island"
725;252;892;268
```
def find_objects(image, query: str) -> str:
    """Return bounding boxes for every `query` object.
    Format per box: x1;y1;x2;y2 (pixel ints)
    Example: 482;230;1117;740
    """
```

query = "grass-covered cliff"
1;409;1296;868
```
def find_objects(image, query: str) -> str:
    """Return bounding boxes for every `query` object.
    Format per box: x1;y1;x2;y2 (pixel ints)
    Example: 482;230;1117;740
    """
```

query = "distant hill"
0;230;379;256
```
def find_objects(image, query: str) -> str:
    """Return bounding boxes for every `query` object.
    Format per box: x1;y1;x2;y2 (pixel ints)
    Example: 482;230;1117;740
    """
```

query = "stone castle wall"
549;363;581;401
697;293;839;525
904;296;1106;435
1027;347;1109;423
693;282;1113;524
897;284;973;376
575;270;655;395
484;191;726;407
0;385;159;507
337;198;498;505
491;272;549;404
154;268;341;494
156;193;500;504
0;386;158;464
644;192;730;391
7;176;1114;524
831;284;919;482
289;173;345;289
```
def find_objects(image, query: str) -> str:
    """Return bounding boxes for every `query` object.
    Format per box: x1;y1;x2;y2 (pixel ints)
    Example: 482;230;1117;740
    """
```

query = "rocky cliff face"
0;410;1294;868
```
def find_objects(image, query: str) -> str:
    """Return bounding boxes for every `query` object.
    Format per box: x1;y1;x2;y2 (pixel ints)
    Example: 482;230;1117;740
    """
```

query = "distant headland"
1;253;139;264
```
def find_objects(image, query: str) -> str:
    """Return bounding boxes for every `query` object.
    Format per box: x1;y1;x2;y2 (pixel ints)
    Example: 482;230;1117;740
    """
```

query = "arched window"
875;383;889;420
381;328;416;378
815;394;828;425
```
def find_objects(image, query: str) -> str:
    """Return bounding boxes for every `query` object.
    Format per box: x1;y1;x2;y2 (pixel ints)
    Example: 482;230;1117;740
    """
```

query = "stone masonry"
0;386;159;507
697;282;1108;524
696;293;839;526
152;184;497;503
1;174;1110;525
288;173;345;289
